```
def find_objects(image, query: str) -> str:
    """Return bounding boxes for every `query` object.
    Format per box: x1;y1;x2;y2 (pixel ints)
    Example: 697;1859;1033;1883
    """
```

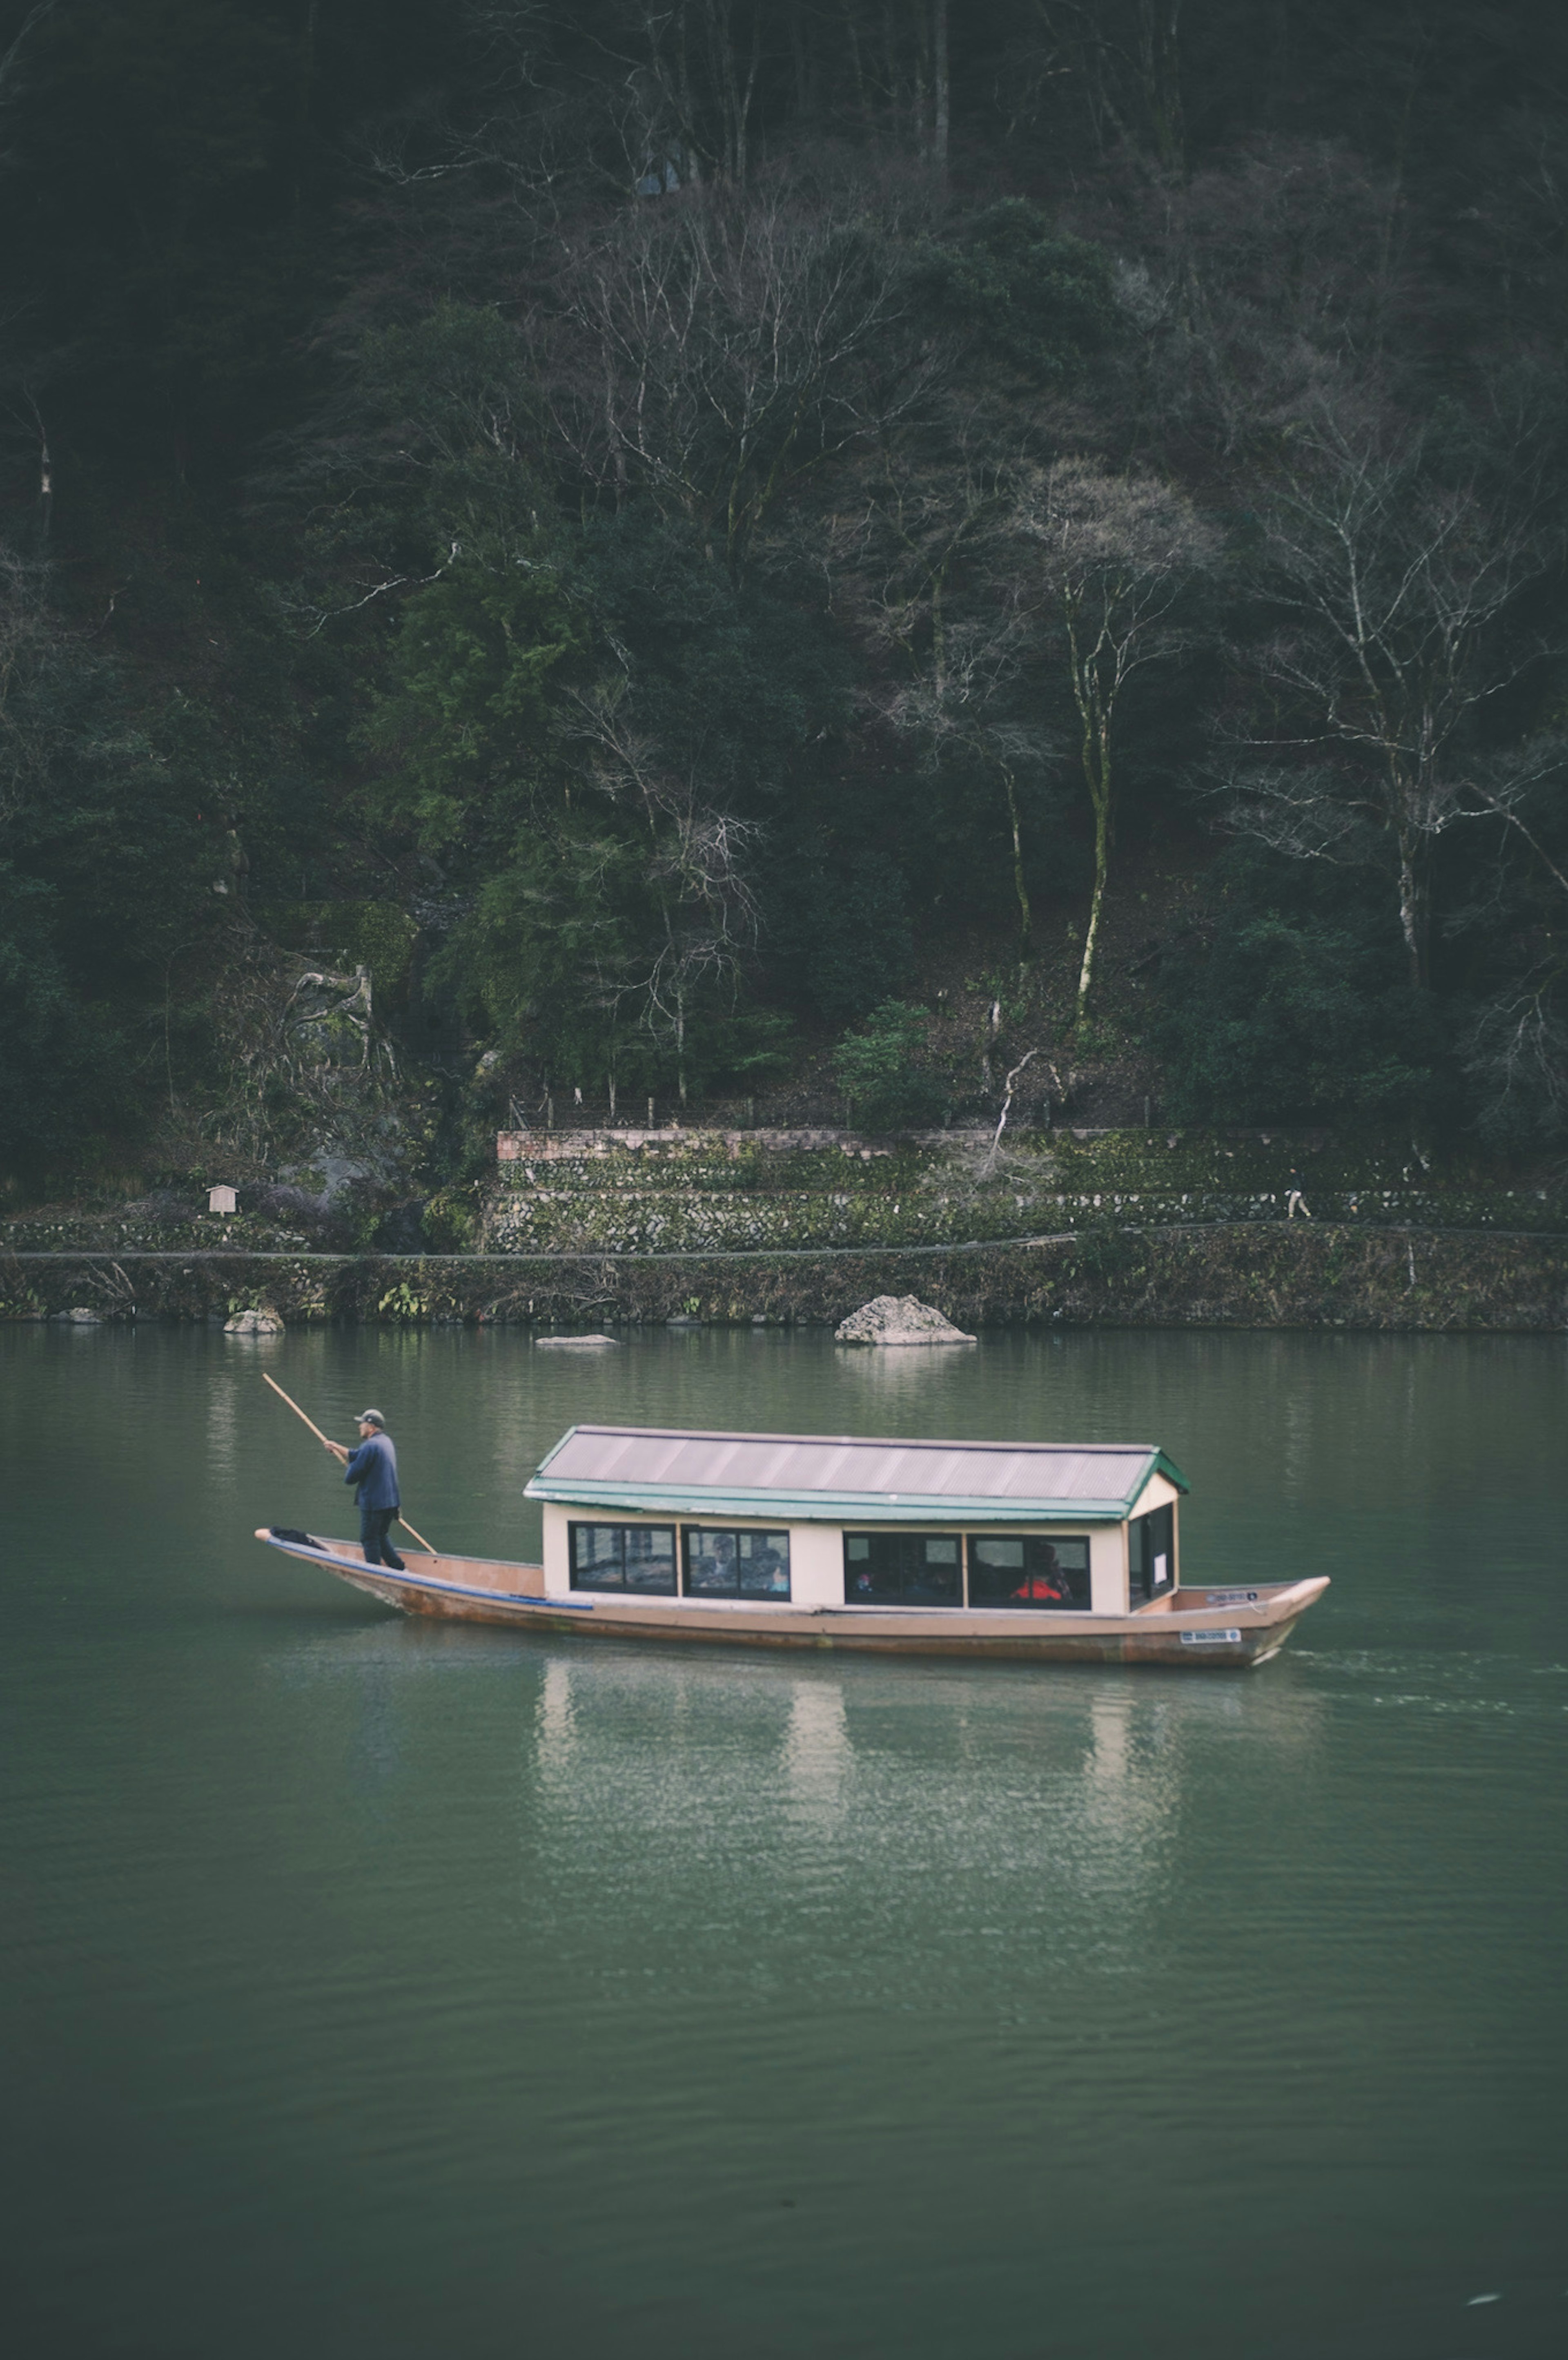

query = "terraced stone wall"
483;1128;1568;1256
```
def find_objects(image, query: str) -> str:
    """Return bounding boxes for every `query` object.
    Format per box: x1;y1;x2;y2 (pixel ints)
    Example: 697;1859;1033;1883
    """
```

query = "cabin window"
1128;1502;1175;1604
843;1532;962;1606
968;1535;1091;1610
568;1521;677;1595
683;1527;791;1599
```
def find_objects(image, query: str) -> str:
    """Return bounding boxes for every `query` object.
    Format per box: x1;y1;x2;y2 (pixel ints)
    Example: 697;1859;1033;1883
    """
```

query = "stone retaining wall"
5;1225;1567;1331
483;1183;1568;1254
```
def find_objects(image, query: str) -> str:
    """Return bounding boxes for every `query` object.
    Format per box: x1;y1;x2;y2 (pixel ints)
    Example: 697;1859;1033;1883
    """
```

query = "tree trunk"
1396;828;1427;990
931;0;949;179
791;0;813;117
1077;789;1111;1013
36;417;51;547
879;0;904;131
1066;607;1115;1019
1076;710;1113;1015
840;0;867;120
293;0;320;222
930;564;946;698
1136;0;1185;176
735;3;763;185
911;0;928;155
1000;762;1031;956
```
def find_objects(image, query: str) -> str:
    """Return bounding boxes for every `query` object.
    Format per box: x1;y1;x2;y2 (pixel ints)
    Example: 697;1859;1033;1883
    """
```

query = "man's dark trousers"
360;1506;405;1570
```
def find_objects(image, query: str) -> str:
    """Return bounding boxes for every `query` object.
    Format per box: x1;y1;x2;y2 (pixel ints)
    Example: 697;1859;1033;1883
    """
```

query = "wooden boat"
256;1423;1328;1668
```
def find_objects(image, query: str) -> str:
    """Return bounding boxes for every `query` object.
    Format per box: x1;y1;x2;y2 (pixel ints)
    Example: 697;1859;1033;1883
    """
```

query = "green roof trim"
525;1478;1142;1524
1151;1450;1190;1496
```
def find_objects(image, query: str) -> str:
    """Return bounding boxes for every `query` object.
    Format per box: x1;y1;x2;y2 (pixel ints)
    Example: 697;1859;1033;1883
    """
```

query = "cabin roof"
525;1425;1189;1524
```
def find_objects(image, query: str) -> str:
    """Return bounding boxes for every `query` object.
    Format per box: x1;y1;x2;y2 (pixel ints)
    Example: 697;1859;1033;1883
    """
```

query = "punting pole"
261;1371;440;1556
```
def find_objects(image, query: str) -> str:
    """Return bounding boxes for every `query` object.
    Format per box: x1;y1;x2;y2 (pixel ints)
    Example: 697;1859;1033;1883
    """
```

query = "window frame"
1127;1501;1176;1606
680;1524;792;1602
965;1532;1093;1612
567;1519;678;1596
842;1530;964;1608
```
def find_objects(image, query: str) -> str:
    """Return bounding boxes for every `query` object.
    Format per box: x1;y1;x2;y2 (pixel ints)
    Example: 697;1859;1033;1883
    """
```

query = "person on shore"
1286;1167;1312;1219
326;1409;405;1570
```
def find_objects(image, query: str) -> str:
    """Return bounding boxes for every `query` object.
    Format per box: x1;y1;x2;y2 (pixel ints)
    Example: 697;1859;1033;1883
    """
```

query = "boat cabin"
524;1426;1189;1615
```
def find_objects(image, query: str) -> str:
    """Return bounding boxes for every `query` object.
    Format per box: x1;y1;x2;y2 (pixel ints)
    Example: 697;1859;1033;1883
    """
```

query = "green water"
2;1324;1565;2359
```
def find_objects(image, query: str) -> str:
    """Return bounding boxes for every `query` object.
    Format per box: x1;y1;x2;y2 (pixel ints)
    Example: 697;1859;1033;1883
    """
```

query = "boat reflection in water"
261;1607;1327;2022
521;1649;1327;1988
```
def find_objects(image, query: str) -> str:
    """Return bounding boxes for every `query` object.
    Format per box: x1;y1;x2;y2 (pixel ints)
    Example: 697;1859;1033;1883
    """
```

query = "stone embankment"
4;1225;1568;1331
484;1126;1567;1252
5;1126;1567;1329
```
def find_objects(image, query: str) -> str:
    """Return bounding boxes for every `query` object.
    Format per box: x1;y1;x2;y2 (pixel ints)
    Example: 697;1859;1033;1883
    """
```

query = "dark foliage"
3;1;1568;1185
763;846;915;1025
1156;858;1448;1126
831;999;949;1129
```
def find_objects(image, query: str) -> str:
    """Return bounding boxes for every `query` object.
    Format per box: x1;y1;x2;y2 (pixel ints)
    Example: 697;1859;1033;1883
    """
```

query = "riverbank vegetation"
4;2;1568;1210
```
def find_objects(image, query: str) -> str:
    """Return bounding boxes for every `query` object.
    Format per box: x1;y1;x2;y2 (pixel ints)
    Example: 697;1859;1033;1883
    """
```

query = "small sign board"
1205;1589;1259;1605
208;1185;238;1214
1181;1628;1242;1646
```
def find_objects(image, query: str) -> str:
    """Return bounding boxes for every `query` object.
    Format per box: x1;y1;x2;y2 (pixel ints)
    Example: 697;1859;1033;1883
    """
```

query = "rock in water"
534;1333;620;1349
224;1307;285;1334
51;1306;104;1325
834;1294;976;1346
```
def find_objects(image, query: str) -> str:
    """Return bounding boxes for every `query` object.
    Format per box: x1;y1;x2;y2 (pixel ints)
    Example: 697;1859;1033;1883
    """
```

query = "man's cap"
356;1408;387;1429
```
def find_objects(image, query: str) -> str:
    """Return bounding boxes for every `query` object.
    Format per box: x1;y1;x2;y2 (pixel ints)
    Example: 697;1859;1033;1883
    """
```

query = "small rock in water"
224;1307;285;1334
51;1306;104;1325
835;1294;976;1347
535;1333;620;1349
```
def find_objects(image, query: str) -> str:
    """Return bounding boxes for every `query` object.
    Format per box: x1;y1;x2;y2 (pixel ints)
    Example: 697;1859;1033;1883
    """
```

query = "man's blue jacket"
344;1431;399;1510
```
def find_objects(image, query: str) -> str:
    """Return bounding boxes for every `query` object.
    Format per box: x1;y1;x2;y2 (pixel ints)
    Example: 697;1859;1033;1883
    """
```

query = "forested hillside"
4;0;1568;1200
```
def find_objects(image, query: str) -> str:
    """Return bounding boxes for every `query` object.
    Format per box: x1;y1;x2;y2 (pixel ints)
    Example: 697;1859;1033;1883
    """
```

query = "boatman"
325;1409;405;1571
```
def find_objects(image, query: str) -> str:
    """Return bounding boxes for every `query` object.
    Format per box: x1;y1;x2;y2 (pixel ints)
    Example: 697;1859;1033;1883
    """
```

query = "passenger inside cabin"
907;1536;960;1600
844;1533;961;1604
685;1527;791;1597
1013;1542;1070;1604
968;1534;1091;1610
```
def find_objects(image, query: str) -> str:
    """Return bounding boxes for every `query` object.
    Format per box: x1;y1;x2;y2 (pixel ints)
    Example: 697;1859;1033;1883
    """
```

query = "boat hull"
255;1530;1327;1667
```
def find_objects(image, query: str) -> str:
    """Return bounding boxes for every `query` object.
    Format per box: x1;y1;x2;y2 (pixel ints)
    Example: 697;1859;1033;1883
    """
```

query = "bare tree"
537;170;932;580
0;542;109;831
1080;139;1408;464
464;1;764;190
982;1046;1042;1169
842;435;1049;957
1013;457;1214;1015
1462;980;1568;1149
1224;415;1552;988
0;1;58;118
0;544;53;824
566;684;764;1100
931;0;950;178
699;0;764;186
1002;0;1184;172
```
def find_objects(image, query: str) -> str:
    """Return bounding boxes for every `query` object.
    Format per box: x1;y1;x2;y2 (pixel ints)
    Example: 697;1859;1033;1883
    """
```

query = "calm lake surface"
3;1323;1565;2359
